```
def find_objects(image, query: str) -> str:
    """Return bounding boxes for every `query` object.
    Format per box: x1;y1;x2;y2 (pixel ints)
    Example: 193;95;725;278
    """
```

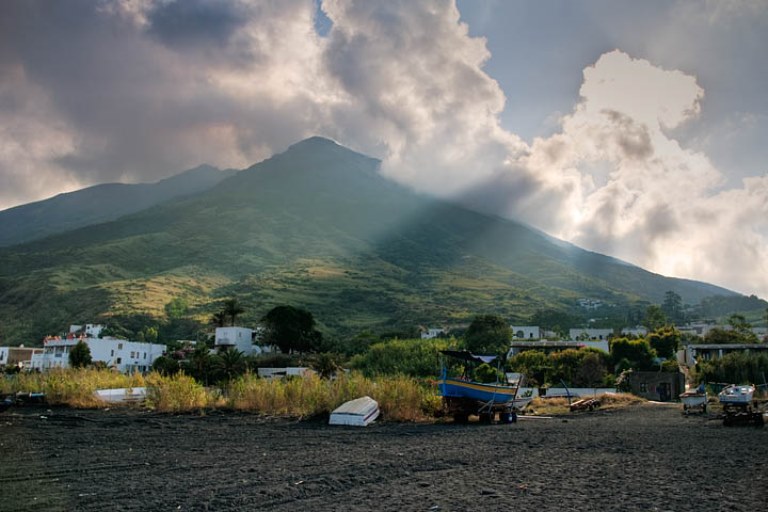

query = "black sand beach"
2;403;766;511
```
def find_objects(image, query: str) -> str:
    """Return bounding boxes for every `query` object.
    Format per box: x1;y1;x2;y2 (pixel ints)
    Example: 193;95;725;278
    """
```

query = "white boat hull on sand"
329;396;380;426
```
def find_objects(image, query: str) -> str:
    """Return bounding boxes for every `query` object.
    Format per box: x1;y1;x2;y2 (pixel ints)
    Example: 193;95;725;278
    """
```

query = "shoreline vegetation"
1;368;643;420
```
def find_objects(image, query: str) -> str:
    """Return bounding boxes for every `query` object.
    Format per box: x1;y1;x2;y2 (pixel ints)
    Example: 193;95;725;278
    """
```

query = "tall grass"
144;372;218;412
227;371;440;421
1;368;144;408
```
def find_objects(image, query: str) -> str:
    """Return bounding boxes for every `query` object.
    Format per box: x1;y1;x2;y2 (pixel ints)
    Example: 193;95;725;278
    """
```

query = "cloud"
0;0;332;207
522;50;768;298
320;0;527;195
0;1;766;298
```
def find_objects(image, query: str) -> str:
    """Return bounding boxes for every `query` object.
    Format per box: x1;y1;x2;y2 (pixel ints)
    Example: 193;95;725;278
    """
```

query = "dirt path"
1;404;766;511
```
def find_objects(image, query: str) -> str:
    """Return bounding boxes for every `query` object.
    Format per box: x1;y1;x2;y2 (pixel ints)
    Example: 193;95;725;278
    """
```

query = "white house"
0;345;44;369
33;334;166;373
421;328;446;340
569;328;613;341
510;326;540;340
214;326;273;355
677;343;768;367
69;324;105;338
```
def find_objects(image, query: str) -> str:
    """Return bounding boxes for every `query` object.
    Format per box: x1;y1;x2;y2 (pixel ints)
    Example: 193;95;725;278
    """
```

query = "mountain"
0;137;737;344
0;164;236;247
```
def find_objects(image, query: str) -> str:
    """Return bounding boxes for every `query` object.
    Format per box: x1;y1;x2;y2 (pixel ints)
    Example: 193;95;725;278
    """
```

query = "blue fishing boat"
439;350;532;423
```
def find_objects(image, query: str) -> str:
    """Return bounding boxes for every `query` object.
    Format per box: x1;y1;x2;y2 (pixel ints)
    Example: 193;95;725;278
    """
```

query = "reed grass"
1;368;144;408
144;372;218;412
227;372;440;421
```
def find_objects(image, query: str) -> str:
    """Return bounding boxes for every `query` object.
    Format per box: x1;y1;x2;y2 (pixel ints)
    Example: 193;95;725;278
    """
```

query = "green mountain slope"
0;137;736;344
0;164;236;247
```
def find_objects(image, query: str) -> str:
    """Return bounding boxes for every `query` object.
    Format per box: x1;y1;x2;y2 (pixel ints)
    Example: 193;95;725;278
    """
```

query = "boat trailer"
443;396;519;424
722;400;766;427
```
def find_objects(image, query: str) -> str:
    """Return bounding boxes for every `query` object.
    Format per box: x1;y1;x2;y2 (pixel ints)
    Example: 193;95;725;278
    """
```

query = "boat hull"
680;393;707;407
439;378;533;407
718;385;754;405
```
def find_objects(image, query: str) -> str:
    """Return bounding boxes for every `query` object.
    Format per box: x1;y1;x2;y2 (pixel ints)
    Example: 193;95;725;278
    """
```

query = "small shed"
627;371;685;402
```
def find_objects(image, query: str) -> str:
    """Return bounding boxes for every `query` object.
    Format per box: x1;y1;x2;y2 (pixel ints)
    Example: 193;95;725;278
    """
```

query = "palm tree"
222;298;245;326
189;345;214;385
215;348;246;382
210;311;227;328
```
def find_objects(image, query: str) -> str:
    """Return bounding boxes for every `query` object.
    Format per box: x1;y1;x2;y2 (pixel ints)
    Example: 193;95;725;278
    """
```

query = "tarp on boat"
440;350;498;364
329;396;380;426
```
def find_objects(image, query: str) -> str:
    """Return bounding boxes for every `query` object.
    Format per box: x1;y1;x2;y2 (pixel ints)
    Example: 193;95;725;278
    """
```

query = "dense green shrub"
610;337;657;371
348;338;452;377
694;352;768;385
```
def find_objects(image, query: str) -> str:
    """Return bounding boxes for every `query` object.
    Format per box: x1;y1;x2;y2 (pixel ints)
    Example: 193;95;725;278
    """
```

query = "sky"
1;0;767;299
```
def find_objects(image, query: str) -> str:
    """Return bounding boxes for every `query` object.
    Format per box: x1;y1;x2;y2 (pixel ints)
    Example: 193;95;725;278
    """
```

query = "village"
2;316;767;406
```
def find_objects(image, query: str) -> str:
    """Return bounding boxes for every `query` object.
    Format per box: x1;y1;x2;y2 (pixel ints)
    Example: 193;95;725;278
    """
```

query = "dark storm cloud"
147;0;247;48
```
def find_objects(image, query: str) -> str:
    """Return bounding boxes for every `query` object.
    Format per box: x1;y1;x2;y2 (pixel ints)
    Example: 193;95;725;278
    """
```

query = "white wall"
39;336;166;373
215;327;254;354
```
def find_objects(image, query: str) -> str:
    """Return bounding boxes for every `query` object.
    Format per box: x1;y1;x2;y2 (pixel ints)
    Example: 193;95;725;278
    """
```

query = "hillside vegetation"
0;137;739;345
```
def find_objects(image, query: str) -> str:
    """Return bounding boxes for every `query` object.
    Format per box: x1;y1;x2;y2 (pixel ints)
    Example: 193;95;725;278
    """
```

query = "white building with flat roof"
69;324;105;338
569;328;613;341
214;326;273;355
511;326;540;340
421;328;446;340
32;334;165;373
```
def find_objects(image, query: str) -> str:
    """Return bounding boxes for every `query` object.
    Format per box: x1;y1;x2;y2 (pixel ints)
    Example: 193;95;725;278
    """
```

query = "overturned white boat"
329;396;380;426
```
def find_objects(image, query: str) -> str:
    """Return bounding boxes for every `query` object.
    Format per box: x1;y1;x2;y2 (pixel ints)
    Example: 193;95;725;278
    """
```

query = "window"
144;352;147;359
116;358;122;364
130;351;135;358
118;343;123;350
639;383;647;392
111;350;114;357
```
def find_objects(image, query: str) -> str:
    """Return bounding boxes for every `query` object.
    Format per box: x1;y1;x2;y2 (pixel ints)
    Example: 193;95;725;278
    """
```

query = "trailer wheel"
453;413;469;424
479;412;494;424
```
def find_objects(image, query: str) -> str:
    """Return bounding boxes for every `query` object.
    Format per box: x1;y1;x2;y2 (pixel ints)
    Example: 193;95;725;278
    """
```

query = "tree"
728;314;752;335
261;305;322;354
222;298;245;326
187;345;215;385
507;350;550;386
310;352;342;379
214;348;246;382
164;297;189;319
575;351;608;388
69;340;92;368
463;315;512;357
661;291;684;324
610;337;657;371
210;311;227;328
152;355;180;375
642;305;668;331
647;327;681;359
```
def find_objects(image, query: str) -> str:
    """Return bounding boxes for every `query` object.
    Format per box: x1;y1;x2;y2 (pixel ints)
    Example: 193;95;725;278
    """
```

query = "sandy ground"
1;403;766;511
